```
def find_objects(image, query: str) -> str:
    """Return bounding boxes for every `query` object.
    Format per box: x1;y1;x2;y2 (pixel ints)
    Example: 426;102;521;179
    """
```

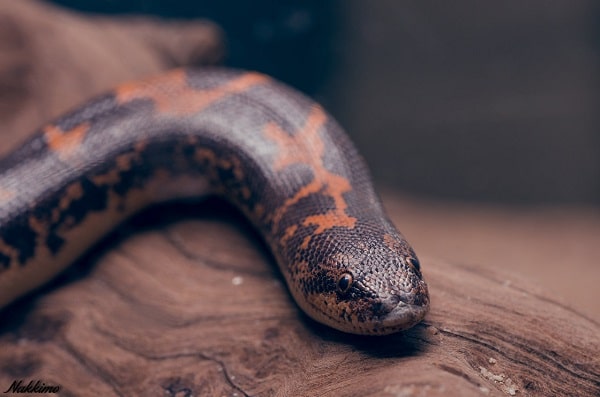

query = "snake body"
0;68;428;335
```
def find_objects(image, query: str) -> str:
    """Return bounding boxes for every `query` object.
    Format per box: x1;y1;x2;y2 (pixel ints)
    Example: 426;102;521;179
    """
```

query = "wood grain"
0;200;598;396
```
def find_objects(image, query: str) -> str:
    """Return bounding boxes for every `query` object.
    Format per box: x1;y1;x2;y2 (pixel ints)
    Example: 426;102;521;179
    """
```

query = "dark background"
50;0;600;205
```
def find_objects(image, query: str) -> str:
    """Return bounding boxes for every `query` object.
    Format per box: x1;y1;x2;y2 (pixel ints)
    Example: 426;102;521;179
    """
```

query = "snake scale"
0;68;429;335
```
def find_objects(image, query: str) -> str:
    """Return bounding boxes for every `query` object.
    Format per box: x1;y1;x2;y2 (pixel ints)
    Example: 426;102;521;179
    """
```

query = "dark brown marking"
90;149;143;187
53;182;84;224
194;148;246;186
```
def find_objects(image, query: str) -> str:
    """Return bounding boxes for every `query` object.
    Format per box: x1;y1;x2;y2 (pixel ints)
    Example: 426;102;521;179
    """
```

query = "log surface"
0;1;598;396
0;201;598;397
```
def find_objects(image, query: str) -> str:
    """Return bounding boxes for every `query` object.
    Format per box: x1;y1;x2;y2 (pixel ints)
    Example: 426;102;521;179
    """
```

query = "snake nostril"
372;302;387;316
372;295;401;316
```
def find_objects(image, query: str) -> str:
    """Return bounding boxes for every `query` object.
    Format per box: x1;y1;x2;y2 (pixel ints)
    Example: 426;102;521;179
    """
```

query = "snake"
0;68;429;335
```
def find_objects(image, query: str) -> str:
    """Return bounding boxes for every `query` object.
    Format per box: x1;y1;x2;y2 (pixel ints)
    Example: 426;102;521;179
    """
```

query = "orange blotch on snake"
0;238;19;267
265;106;357;244
43;123;90;161
383;234;399;252
115;69;269;116
0;189;15;202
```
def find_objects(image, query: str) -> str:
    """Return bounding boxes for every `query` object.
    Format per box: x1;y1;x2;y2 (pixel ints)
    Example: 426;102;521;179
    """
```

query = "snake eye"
337;273;353;294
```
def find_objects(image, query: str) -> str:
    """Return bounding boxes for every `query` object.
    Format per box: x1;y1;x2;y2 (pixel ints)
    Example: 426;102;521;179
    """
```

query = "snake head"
288;231;430;335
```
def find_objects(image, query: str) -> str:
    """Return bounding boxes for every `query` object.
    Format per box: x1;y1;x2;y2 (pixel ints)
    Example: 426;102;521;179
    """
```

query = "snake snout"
372;294;401;316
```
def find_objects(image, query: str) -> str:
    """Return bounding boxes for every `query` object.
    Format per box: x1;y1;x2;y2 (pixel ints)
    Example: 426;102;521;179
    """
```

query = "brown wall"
30;0;600;205
324;1;600;204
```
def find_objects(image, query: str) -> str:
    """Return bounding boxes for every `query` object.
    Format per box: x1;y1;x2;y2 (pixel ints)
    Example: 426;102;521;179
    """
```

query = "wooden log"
0;200;598;396
0;0;222;157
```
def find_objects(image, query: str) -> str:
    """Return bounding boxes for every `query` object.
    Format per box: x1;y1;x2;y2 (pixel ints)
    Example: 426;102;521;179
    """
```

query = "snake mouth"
373;300;430;334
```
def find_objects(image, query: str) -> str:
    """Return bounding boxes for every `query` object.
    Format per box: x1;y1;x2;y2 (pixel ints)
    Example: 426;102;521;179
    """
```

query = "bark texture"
0;201;598;397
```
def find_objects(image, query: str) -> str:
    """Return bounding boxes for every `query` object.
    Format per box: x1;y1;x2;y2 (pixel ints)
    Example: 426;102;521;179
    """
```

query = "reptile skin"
0;68;429;335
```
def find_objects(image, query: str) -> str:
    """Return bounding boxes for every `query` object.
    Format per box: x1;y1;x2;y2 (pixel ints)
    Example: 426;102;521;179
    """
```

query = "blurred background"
48;0;599;205
14;1;600;318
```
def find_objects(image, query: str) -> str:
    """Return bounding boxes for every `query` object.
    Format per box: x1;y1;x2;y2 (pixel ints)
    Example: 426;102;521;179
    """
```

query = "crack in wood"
163;229;273;278
436;327;600;393
60;337;126;397
435;363;484;389
94;324;251;397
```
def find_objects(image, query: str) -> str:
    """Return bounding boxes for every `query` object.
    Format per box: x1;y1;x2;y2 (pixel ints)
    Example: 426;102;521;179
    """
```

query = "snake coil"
0;68;429;335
